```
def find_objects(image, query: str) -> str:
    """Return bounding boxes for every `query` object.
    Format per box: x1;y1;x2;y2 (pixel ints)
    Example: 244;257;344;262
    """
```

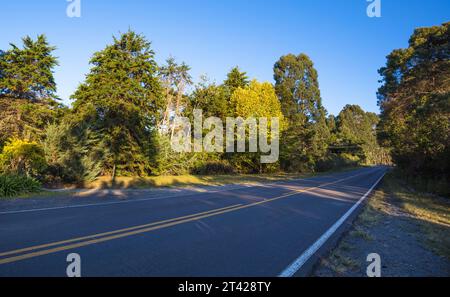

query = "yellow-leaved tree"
229;80;285;173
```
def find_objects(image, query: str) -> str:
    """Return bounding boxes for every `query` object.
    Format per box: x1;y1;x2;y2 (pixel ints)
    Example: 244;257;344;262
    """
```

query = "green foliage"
0;35;58;100
332;104;390;165
0;35;62;148
224;66;249;94
0;174;41;198
0;139;47;177
192;160;235;175
315;153;360;172
377;22;450;179
0;98;65;148
274;53;330;172
0;30;416;185
189;76;230;120
70;30;164;178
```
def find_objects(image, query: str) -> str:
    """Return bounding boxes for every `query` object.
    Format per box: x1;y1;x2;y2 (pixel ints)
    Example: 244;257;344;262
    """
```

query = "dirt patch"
313;174;450;277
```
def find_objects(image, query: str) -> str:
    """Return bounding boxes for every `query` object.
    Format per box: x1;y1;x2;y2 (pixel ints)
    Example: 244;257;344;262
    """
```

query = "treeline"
0;30;388;185
377;22;449;195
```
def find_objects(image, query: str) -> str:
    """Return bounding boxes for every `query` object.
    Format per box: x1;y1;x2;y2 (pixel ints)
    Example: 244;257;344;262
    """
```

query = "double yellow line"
0;169;377;265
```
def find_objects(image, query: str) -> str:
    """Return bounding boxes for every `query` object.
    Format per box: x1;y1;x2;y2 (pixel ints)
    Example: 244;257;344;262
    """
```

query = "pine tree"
224;66;249;93
0;35;61;147
0;35;58;101
70;30;163;179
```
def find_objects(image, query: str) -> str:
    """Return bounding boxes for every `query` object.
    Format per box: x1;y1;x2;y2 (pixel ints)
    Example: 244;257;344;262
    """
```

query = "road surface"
0;167;386;277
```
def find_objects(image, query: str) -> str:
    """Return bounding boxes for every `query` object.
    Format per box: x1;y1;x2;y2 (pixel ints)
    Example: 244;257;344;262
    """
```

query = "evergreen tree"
334;104;387;164
274;53;330;171
70;30;163;179
224;66;249;93
0;35;58;100
377;22;450;178
0;35;61;147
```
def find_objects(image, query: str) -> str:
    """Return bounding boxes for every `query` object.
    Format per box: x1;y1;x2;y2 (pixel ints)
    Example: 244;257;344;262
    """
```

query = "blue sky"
1;0;448;115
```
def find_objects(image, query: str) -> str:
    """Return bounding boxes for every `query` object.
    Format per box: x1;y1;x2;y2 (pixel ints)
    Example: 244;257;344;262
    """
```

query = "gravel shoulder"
313;173;450;277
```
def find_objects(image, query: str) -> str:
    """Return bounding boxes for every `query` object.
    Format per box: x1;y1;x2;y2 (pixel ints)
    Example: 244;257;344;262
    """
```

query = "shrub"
192;161;236;175
0;138;47;177
0;175;42;198
315;153;360;172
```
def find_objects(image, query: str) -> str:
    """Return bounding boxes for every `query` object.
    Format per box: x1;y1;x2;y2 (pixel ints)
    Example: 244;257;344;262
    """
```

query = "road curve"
0;167;387;277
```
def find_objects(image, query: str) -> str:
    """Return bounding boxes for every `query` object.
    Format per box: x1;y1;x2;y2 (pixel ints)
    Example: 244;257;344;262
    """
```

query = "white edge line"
278;171;386;277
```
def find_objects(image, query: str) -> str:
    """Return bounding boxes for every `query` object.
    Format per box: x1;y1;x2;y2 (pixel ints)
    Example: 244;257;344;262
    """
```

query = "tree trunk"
112;163;117;184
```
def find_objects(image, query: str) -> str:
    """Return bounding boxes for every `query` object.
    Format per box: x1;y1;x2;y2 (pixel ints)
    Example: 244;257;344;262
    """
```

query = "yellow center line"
0;203;243;258
0;169;377;265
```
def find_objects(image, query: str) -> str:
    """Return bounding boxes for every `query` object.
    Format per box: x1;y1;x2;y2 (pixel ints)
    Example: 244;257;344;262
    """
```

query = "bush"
0;175;42;198
315;153;360;172
192;161;236;175
0;138;47;177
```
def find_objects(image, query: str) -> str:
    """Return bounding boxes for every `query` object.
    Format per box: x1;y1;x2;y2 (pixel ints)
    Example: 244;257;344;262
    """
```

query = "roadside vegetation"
0;29;391;197
0;22;447;199
314;171;450;276
0;175;41;198
377;22;449;196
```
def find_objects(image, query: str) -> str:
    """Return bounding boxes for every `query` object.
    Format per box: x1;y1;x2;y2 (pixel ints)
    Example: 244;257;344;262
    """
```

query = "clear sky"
1;0;448;115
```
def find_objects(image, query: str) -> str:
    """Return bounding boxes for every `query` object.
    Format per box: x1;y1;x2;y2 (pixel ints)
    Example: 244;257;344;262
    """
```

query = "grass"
315;171;450;275
1;166;363;199
84;166;363;189
0;175;42;199
13;190;74;200
383;173;450;259
319;247;359;275
349;227;374;241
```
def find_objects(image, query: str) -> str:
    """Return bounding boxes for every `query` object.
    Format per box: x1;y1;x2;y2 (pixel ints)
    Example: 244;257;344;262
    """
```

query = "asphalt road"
0;167;387;277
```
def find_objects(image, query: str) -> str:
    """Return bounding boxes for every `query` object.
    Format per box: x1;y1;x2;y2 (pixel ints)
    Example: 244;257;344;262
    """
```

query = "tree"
70;30;163;179
0;35;58;101
333;105;388;165
0;35;62;148
228;80;285;173
159;57;192;137
224;66;249;94
274;53;330;171
377;22;450;178
189;76;229;120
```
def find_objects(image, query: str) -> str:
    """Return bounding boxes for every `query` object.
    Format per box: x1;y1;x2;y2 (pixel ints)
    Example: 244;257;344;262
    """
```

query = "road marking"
0;169;366;215
0;203;243;258
0;168;382;265
278;172;386;277
0;187;250;215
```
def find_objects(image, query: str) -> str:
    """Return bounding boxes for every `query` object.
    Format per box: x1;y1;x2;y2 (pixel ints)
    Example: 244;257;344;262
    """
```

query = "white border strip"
278;171;386;277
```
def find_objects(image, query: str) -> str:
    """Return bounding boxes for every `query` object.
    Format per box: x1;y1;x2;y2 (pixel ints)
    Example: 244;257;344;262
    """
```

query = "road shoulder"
312;173;450;277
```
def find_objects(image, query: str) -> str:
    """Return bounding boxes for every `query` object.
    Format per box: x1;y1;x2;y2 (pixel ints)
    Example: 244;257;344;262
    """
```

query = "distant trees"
274;53;330;172
377;22;449;180
0;29;405;185
332;105;390;165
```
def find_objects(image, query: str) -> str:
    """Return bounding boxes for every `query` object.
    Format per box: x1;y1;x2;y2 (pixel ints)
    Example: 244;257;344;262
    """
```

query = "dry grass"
84;167;363;189
320;247;359;275
316;172;450;275
384;174;450;259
